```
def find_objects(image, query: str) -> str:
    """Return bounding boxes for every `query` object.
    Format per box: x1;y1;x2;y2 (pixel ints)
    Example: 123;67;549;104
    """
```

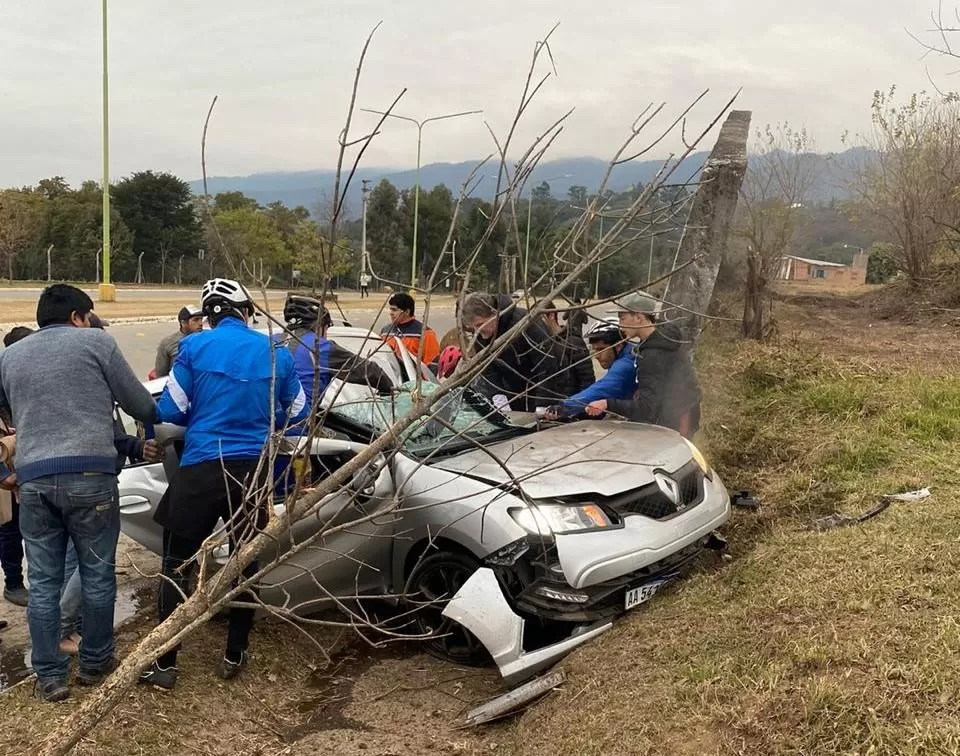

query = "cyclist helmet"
437;345;462;379
585;320;623;346
200;278;253;322
283;293;331;330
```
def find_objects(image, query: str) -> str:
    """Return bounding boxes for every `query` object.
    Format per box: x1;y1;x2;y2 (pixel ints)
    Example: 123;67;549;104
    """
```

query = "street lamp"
361;107;481;293
523;173;571;288
99;0;114;301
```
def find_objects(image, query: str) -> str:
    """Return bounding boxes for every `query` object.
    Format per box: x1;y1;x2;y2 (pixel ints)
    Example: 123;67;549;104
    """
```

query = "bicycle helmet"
585;320;623;345
437;345;463;379
283;293;331;329
200;278;253;321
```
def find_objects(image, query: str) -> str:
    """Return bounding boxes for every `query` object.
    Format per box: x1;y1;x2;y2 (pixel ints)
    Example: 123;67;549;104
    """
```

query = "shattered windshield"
331;382;532;457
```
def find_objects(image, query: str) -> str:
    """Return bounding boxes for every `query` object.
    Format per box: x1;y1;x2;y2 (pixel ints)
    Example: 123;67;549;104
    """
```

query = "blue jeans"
19;473;120;682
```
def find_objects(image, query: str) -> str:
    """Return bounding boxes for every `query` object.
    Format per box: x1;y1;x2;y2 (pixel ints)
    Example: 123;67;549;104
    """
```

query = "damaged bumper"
442;567;611;686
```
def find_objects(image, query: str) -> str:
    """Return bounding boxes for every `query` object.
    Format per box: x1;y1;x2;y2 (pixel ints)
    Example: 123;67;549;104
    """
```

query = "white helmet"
200;278;252;317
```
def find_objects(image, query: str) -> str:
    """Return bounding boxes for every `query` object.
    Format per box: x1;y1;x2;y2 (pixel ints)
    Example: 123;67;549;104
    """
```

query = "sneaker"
4;586;28;607
216;651;247;680
35;678;69;702
138;661;178;690
59;633;81;655
77;657;119;686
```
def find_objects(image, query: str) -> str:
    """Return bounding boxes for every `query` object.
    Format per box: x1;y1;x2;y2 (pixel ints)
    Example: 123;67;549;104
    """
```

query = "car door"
115;401;184;556
251;436;398;615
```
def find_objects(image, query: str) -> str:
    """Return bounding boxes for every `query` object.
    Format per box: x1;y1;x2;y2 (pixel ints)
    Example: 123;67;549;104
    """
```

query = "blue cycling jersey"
562;345;636;412
273;331;332;409
157;318;307;466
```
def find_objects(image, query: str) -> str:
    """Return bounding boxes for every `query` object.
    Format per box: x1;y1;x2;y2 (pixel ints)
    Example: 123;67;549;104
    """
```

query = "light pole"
361;107;481;293
360;179;371;283
523;173;571;288
99;0;115;301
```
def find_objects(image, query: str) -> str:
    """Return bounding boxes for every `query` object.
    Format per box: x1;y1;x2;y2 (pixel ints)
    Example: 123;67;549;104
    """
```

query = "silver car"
117;327;731;684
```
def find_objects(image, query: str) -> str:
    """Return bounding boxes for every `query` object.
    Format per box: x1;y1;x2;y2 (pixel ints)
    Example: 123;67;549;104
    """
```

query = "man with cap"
154;305;204;377
583;290;702;439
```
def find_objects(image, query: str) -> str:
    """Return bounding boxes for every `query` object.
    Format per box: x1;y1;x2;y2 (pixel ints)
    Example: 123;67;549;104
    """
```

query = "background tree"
737;123;818;339
0;190;45;280
846;88;960;283
113;171;202;281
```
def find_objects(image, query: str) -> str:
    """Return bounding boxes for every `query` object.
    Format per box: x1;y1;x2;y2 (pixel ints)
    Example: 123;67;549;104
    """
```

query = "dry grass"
5;292;959;755
514;296;960;755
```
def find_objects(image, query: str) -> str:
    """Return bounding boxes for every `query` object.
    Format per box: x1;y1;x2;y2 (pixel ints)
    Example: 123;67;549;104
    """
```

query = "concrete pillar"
663;110;752;344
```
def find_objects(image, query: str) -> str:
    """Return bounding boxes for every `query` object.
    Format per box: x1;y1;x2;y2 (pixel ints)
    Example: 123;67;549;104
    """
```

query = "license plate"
624;581;665;611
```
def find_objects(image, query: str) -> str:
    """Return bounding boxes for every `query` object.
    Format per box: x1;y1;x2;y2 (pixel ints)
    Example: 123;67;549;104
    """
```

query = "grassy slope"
514;300;960;756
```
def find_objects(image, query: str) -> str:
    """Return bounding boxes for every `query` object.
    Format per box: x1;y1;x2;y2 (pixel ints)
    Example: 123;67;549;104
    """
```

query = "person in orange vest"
380;293;441;368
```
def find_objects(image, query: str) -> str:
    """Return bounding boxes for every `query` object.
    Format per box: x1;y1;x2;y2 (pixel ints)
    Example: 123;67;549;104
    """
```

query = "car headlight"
509;504;613;535
683;438;712;478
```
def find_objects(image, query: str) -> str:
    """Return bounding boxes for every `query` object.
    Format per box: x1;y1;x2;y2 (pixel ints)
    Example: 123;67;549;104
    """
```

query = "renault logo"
654;472;683;509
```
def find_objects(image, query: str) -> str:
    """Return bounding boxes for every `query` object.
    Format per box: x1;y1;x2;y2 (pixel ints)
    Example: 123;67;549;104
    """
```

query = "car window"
331;382;532;457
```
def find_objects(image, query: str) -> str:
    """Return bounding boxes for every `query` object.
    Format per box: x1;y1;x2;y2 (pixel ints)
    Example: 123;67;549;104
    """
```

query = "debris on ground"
730;491;760;510
463;670;566;727
808;488;931;532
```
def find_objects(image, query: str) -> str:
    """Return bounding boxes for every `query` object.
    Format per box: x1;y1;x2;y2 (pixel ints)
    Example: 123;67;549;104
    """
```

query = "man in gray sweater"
0;284;156;702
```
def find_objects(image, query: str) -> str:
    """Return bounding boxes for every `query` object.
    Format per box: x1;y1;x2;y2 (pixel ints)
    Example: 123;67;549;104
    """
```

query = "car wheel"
406;551;490;666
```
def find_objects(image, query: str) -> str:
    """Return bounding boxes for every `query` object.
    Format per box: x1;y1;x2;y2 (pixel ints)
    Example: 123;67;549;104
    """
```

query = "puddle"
115;583;152;626
0;581;153;692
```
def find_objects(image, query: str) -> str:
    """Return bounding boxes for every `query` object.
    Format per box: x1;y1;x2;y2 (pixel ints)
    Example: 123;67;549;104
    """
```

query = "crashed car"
117;326;731;684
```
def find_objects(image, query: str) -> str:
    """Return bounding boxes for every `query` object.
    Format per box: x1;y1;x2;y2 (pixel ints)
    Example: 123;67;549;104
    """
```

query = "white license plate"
624;581;665;611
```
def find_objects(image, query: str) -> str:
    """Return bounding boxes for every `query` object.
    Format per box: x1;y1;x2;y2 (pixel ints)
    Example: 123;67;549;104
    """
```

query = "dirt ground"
6;287;957;755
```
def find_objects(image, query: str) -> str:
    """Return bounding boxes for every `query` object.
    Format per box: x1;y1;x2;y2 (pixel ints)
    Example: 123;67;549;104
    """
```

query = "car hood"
431;420;695;498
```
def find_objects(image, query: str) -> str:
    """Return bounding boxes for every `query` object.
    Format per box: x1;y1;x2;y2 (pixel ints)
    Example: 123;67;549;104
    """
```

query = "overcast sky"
0;1;947;188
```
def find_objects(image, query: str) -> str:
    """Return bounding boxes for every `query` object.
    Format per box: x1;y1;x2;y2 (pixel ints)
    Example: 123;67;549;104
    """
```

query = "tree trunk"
742;251;764;339
663;109;752;346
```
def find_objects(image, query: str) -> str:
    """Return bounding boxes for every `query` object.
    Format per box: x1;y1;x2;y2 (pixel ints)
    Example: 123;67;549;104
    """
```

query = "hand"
542;405;564;421
584;399;607;417
0;472;16;491
142;439;165;463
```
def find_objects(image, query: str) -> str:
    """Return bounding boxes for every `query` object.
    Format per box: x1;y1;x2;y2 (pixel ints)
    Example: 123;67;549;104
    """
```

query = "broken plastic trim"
441;567;611;686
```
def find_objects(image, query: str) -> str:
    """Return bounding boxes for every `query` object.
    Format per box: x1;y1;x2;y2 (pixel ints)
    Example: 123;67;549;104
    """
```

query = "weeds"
517;301;960;756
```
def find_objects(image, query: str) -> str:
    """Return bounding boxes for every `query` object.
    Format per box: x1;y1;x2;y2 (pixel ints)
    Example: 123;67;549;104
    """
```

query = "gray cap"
607;290;660;315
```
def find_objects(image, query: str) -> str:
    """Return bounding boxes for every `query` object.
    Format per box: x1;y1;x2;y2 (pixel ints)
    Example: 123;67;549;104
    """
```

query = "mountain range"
189;149;864;215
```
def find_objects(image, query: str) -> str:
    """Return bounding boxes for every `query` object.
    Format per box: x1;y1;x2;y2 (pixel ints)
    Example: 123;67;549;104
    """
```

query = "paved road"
108;306;458;377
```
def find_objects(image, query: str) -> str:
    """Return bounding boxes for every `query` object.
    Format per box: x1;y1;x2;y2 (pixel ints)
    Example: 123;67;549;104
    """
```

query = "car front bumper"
553;472;731;588
442;567;612;686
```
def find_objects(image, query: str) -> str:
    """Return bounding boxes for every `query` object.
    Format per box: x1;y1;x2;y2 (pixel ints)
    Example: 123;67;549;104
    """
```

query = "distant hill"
189;149;868;214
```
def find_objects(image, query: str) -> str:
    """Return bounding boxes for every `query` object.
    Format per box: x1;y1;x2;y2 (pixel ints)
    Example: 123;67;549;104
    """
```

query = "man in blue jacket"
544;321;635;419
280;293;392;412
140;279;306;690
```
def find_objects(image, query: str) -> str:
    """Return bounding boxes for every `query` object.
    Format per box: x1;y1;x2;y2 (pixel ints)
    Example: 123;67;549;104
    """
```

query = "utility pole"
46;245;54;282
360;107;481;293
361;179;370;279
99;0;115;302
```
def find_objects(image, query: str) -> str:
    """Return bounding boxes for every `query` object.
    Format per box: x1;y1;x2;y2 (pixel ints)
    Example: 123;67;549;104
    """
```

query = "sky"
0;0;949;188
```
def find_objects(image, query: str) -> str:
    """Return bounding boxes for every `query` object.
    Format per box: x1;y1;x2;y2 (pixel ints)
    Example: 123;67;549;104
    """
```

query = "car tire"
405;551;490;667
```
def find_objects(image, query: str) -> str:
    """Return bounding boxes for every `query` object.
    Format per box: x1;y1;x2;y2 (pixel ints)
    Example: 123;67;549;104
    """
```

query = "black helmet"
585;320;623;345
284;294;331;329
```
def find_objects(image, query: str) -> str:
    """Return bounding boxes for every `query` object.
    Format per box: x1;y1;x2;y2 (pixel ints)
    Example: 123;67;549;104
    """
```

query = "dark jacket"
473;295;564;412
606;323;701;434
554;326;595;398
